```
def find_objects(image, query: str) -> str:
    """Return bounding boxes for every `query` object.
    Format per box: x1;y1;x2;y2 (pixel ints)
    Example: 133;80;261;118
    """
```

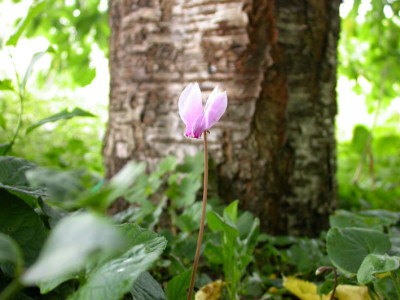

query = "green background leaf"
327;227;391;275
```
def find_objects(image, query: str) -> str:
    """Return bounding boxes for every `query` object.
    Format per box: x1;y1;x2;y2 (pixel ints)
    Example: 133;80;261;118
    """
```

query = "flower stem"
316;266;337;300
187;132;208;300
0;279;22;300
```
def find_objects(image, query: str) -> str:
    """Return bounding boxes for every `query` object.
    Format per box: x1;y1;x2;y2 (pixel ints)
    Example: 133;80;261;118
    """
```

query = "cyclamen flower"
178;83;227;139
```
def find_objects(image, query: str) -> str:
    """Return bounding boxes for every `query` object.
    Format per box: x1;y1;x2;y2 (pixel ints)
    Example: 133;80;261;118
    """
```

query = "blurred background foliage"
337;0;400;210
0;0;399;209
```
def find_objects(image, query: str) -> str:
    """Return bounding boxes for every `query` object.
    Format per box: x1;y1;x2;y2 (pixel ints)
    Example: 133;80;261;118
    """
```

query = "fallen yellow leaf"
195;280;225;300
283;276;329;300
283;276;371;300
333;285;371;300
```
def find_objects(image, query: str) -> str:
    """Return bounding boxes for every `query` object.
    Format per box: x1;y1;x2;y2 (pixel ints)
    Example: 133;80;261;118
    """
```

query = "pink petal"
204;89;227;130
178;83;203;131
191;113;207;139
204;86;219;112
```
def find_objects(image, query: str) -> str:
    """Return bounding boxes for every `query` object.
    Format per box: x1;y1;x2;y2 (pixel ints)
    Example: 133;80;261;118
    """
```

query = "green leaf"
0;114;7;130
20;49;48;93
359;210;400;227
327;227;391;275
6;1;46;46
176;152;204;176
357;254;400;284
67;223;167;300
0;190;46;276
236;211;254;239
0;144;10;156
0;79;15;91
223;200;239;224
26;107;96;134
154;156;177;176
21;212;125;286
207;211;239;243
172;174;202;209
165;268;192;300
241;217;260;258
204;242;224;265
79;161;146;210
375;276;398;300
130;272;166;300
0;232;23;276
0;156;46;207
352;125;370;153
38;273;77;294
175;202;212;232
329;210;383;231
26;168;95;207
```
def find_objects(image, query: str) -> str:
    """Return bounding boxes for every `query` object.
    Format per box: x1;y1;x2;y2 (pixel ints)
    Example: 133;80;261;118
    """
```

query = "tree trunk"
104;0;340;236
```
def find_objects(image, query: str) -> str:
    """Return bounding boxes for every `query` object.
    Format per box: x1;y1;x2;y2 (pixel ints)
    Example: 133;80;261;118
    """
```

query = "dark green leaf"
327;227;391;275
204;242;223;265
0;156;45;207
374;276;398;300
329;210;383;231
0;144;10;156
131;272;166;300
0;190;46;271
26;107;96;134
165;268;192;300
0;232;23;276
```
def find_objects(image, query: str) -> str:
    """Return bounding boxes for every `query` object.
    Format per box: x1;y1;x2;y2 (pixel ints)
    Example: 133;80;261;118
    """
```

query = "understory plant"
0;157;167;300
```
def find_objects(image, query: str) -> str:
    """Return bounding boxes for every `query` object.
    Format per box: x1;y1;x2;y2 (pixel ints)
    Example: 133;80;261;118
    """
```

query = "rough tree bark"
104;0;340;236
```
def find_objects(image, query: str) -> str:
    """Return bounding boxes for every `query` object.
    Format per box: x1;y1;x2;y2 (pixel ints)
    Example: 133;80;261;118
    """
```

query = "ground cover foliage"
1;0;400;299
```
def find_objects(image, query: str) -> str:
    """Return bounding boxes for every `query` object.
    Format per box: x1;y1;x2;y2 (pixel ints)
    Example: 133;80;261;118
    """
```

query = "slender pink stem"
187;132;208;300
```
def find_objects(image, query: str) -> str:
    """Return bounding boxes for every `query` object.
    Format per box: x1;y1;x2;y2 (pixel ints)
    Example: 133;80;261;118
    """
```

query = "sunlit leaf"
6;1;46;46
20;49;49;93
0;79;14;91
26;107;96;134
